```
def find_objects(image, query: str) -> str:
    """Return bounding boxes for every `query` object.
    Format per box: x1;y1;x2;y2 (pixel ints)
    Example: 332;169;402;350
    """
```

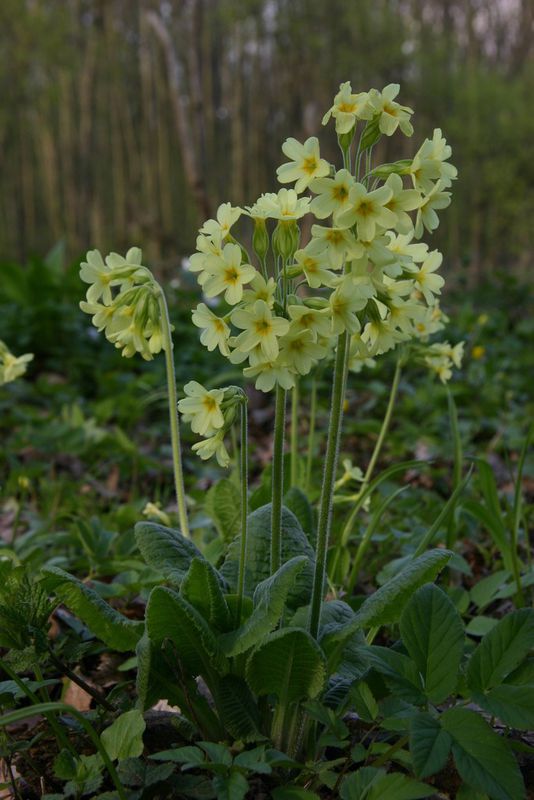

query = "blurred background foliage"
0;0;533;279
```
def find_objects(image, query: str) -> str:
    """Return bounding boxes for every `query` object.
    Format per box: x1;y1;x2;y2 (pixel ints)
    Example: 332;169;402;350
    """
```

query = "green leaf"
41;567;143;652
101;710;145;761
400;583;464;703
220;504;315;608
181;557;231;631
340;767;431;800
212;771;249;800
271;789;320;800
150;746;205;766
216;675;263;742
441;707;525;800
472;684;534;731
467;608;534;692
354;549;452;629
220;556;307;656
283;487;315;546
246;628;326;704
146;586;226;681
410;712;451;779
365;646;425;705
205;478;242;542
134;521;205;585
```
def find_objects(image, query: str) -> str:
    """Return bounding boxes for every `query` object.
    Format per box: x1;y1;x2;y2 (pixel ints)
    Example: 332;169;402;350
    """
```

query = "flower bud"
272;220;299;260
251;217;270;261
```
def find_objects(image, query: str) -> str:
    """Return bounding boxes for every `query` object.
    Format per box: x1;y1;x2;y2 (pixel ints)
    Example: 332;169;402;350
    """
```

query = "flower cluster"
0;341;33;386
187;82;460;398
177;383;244;468
79;248;166;361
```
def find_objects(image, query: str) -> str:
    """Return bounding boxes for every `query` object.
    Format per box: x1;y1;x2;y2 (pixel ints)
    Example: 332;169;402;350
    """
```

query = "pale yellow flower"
310;169;354;220
294;240;337;289
178;381;225;436
200;203;242;238
276;137;330;193
242;273;277;308
337;183;396;241
192;303;231;356
279;326;328;375
231;300;290;361
310;225;364;269
413;251;444;304
203;243;257;305
383;173;421;234
287;304;331;340
415;181;451;238
329;276;367;335
369;84;414;137
322;82;373;134
253;189;311;220
243;358;296;393
0;342;34;385
192;430;230;468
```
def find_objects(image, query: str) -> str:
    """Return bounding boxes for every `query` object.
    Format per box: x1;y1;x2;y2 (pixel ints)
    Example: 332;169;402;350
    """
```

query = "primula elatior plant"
13;81;530;798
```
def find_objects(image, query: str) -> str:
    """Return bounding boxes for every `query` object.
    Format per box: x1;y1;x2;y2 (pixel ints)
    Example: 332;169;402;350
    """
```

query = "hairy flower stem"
236;397;249;623
361;356;402;491
336;356;402;561
305;377;318;493
290;380;299;488
157;287;190;537
309;330;349;638
271;384;286;573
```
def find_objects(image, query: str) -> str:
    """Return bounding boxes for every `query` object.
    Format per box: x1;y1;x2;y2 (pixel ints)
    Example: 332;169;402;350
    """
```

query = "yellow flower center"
255;319;272;336
202;395;218;413
326;230;344;245
213;319;226;333
224;267;240;285
383;103;398;117
332;185;348;202
357;200;374;218
303;257;319;273
338;102;356;113
416;323;426;333
302;156;318;175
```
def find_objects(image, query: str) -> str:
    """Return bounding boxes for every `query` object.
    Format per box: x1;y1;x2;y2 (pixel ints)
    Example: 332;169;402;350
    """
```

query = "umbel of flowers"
79;81;459;637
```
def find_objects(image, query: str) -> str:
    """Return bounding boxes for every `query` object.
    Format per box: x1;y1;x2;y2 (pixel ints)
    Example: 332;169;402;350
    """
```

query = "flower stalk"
157;286;190;538
271;384;286;573
236;393;249;623
309;328;350;639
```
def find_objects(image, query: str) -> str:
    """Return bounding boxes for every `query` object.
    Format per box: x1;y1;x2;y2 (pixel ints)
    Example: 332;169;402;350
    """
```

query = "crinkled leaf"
246;628;326;704
220;504;315;608
283;487;315;546
41;566;143;652
146;586;226;681
181;557;231;631
220;556;307;656
205;478;241;542
134;521;204;585
365;646;425;705
216;675;263;742
354;549;452;629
